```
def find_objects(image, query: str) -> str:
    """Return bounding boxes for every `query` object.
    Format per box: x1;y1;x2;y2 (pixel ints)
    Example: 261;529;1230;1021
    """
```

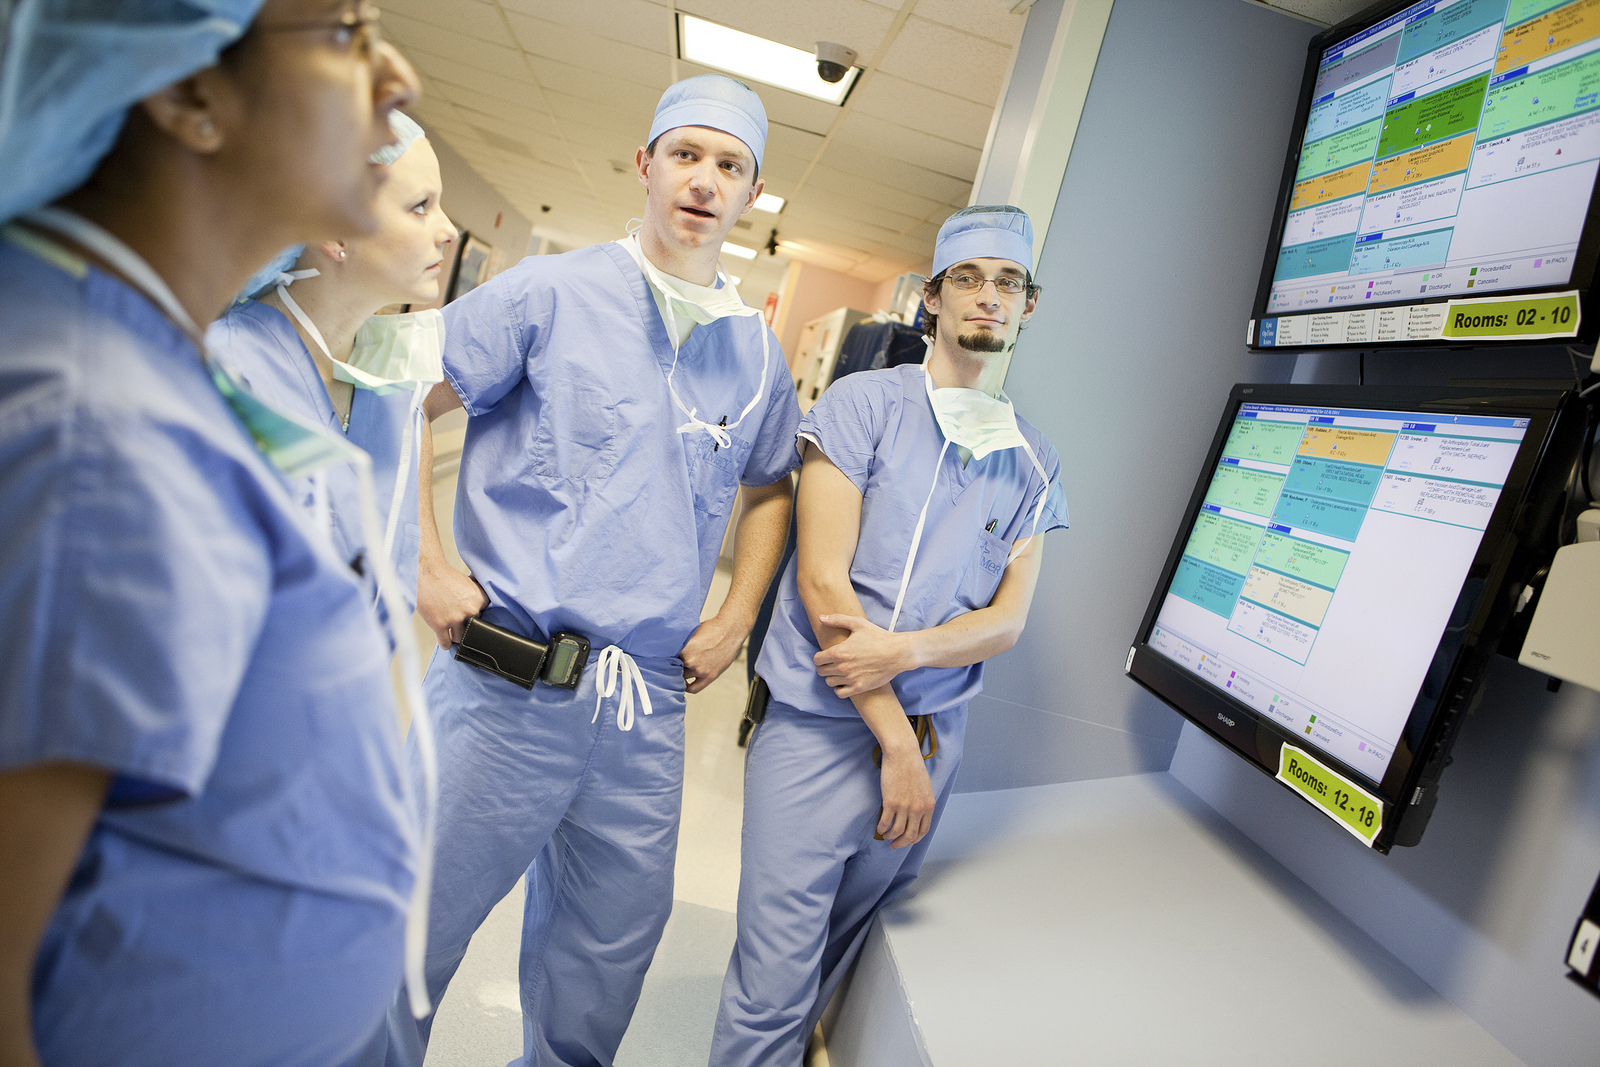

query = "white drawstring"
592;645;653;731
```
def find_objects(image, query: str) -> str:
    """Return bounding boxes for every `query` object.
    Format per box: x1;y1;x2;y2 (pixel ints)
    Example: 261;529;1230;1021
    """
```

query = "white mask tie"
619;233;769;450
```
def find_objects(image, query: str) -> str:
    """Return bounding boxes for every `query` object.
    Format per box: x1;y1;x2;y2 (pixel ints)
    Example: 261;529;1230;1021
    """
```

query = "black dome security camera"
815;42;857;84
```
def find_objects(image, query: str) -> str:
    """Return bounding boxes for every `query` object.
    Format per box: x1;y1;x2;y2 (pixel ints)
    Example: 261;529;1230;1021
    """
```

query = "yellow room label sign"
1441;291;1580;341
1276;744;1383;846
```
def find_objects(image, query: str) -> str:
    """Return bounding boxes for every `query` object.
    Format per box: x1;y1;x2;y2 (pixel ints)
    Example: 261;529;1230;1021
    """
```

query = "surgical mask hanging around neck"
268;269;445;394
923;367;1030;461
886;362;1054;633
617;230;770;450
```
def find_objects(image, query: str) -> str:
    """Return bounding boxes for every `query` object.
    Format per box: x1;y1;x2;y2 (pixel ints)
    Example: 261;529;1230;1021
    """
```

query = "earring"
336;248;347;260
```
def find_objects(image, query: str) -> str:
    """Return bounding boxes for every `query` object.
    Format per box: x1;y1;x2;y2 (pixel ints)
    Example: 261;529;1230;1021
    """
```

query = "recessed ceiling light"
753;193;786;213
722;242;758;260
678;14;860;106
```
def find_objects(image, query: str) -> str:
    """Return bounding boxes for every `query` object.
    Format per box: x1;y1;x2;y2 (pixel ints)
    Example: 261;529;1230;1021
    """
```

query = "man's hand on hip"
678;612;749;694
417;560;488;649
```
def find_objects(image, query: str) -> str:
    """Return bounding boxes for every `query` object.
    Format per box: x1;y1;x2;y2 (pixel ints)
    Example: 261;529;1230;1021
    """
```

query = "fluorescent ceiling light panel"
723;242;758;260
679;15;860;106
753;193;786;213
727;275;742;286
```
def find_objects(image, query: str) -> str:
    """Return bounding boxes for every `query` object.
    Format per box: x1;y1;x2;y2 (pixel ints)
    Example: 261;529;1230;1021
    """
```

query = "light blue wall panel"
957;0;1316;792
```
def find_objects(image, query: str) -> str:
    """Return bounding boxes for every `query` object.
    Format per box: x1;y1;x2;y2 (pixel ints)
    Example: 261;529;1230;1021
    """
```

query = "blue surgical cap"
0;0;268;224
371;110;425;166
648;74;767;170
932;205;1034;277
235;112;427;303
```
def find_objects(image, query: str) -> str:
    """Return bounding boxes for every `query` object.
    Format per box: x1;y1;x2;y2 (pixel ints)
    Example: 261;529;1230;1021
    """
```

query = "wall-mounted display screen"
1250;0;1600;349
1128;384;1582;850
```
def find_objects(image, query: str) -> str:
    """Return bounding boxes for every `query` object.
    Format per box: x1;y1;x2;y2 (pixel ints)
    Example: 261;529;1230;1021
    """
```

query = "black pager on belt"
454;617;590;690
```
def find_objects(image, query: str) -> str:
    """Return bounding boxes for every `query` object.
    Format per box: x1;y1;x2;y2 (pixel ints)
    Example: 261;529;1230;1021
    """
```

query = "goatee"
956;329;1006;353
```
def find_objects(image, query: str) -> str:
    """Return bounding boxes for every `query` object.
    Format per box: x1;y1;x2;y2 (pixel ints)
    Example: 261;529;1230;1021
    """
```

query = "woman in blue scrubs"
0;3;426;1065
208;112;456;617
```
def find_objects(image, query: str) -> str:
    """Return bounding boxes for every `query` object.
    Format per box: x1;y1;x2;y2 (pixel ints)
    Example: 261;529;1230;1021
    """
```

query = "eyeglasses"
943;270;1032;296
257;2;383;52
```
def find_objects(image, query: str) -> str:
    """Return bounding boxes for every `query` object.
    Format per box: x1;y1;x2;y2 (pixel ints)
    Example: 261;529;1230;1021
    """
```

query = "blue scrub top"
757;363;1068;719
207;300;423;615
0;231;416;1065
442;242;801;659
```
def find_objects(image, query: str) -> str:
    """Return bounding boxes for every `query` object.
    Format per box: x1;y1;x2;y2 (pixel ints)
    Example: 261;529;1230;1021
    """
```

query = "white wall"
955;0;1313;792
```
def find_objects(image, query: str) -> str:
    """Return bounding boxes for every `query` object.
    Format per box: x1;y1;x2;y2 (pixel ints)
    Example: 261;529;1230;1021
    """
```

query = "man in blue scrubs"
711;206;1069;1066
382;75;800;1067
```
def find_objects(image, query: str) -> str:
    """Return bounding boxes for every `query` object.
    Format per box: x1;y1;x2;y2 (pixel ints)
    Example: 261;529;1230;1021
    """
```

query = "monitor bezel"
1127;382;1577;851
1248;0;1600;351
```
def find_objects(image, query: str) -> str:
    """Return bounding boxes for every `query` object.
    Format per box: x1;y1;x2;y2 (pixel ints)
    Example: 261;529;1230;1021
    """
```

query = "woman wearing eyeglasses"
0;3;425;1066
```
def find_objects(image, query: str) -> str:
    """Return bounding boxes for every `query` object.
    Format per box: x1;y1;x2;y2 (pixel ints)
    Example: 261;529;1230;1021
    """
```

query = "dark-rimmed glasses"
944;270;1034;297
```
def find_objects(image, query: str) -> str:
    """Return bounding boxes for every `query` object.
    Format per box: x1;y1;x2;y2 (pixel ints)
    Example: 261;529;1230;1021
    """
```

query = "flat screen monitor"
1250;0;1600;350
1127;384;1582;850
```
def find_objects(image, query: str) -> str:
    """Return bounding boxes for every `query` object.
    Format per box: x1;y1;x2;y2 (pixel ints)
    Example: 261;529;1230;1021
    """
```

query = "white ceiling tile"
427;85;560;136
386;14;530;82
526;58;664;115
384;0;507;42
850;72;992;149
910;0;1025;47
765;123;827;161
804;164;941;218
819;146;971;203
409;48;541;102
831;112;981;180
506;12;676;88
499;0;676;54
876;15;1012;106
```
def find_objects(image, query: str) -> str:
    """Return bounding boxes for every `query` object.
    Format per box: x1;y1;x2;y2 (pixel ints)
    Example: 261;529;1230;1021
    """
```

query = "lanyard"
24;207;202;343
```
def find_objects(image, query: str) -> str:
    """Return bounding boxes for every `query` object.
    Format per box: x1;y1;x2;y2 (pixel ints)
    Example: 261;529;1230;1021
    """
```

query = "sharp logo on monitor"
1217;713;1236;727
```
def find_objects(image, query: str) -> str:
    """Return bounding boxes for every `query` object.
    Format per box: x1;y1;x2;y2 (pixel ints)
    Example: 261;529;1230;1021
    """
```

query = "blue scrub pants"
710;701;967;1067
374;647;687;1067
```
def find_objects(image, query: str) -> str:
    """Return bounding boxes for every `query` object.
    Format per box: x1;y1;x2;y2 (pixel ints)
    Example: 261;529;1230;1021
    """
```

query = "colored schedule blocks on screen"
1223;417;1307;465
1171;556;1249;618
1204;466;1288;518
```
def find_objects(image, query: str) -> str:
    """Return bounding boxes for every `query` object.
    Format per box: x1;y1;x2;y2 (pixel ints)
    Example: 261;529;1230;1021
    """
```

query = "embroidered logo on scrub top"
979;531;1006;576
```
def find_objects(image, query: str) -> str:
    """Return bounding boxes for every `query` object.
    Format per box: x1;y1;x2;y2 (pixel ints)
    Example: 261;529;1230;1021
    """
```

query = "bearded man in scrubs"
0;3;426;1065
379;74;800;1067
711;205;1069;1066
